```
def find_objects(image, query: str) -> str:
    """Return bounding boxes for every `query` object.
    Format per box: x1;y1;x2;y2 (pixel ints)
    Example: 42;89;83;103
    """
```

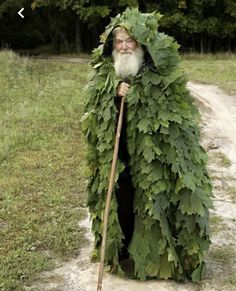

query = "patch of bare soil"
27;82;236;291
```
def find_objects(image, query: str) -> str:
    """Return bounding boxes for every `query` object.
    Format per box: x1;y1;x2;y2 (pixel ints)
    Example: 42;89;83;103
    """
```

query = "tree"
0;0;235;53
0;0;45;51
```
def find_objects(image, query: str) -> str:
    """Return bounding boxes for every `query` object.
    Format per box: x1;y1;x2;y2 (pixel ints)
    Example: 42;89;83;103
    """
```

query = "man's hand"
117;81;130;97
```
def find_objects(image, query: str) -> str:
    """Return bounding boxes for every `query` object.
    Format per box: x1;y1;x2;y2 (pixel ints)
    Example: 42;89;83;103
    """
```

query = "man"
112;27;144;259
82;8;213;282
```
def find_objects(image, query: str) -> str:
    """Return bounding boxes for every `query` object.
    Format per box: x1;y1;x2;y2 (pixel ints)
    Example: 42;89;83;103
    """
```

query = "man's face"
114;30;138;54
112;29;144;78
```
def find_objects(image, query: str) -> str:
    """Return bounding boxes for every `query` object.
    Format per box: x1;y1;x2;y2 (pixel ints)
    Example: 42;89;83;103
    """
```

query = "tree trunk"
50;32;60;53
39;8;58;52
192;34;196;52
200;33;204;54
75;17;83;53
228;38;231;53
84;25;99;52
206;36;212;53
57;29;70;52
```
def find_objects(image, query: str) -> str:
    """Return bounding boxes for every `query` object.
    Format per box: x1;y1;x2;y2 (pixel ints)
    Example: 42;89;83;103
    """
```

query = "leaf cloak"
82;8;213;282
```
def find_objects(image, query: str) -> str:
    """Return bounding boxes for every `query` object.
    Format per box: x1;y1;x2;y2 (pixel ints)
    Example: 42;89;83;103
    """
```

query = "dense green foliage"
82;8;213;282
0;0;235;53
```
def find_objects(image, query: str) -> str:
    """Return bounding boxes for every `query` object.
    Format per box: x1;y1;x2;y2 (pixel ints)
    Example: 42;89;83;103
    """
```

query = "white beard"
112;46;144;78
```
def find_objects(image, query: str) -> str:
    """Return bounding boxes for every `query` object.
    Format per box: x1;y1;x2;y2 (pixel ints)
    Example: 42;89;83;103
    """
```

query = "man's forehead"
115;30;133;40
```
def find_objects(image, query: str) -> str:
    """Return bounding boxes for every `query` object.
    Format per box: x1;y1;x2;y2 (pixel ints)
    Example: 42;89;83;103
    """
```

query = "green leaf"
92;62;103;69
137;118;150;133
178;189;192;215
162;67;184;89
190;192;205;216
195;215;211;236
159;254;172;279
191;262;207;282
145;261;159;277
143;147;155;163
142;71;162;86
146;17;158;31
147;163;163;181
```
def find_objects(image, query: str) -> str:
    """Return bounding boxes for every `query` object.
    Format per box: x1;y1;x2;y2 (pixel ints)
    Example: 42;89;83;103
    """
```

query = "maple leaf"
137;118;150;133
159;254;172;279
191;262;207;282
143;147;155;163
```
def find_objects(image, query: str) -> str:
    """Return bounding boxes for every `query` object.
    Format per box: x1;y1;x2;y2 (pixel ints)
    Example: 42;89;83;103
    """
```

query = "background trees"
0;0;235;53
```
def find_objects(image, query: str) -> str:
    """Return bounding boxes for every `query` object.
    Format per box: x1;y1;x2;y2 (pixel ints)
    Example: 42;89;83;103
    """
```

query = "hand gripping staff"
97;89;127;291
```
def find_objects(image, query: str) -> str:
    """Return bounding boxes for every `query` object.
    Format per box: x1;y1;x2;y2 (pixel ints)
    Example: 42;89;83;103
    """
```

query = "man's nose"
121;41;128;50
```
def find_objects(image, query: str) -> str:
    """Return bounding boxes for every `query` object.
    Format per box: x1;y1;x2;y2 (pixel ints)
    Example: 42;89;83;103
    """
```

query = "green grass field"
0;50;89;290
0;50;235;290
182;53;236;95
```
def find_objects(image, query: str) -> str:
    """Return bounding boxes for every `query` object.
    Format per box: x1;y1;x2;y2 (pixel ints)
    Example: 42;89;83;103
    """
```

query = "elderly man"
82;8;212;282
112;27;145;259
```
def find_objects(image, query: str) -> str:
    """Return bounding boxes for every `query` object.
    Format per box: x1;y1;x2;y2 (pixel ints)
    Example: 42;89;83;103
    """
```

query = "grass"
210;244;235;263
0;50;89;290
210;215;226;235
225;274;236;285
214;152;232;168
228;186;236;202
209;243;236;281
208;244;236;289
181;53;236;96
206;215;236;289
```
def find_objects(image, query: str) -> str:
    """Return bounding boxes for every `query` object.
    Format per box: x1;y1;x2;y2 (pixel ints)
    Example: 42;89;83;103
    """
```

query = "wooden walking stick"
97;95;126;291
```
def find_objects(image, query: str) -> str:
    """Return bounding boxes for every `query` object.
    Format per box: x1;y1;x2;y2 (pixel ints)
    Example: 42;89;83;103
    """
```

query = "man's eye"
115;39;135;45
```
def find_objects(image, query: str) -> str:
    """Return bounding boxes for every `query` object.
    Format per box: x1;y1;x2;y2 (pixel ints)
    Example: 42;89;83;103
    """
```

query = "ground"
27;82;236;291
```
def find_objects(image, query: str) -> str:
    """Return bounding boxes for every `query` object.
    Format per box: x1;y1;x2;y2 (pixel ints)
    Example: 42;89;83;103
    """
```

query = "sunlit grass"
0;50;89;290
181;53;236;95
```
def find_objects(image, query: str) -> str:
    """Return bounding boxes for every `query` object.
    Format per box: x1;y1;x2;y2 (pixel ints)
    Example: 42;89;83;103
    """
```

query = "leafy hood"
93;7;180;75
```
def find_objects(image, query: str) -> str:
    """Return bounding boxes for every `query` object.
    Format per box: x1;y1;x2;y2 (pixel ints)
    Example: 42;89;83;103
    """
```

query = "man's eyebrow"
116;37;134;41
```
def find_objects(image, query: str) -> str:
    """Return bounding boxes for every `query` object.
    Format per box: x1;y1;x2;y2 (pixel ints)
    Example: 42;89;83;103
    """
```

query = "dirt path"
28;82;236;291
